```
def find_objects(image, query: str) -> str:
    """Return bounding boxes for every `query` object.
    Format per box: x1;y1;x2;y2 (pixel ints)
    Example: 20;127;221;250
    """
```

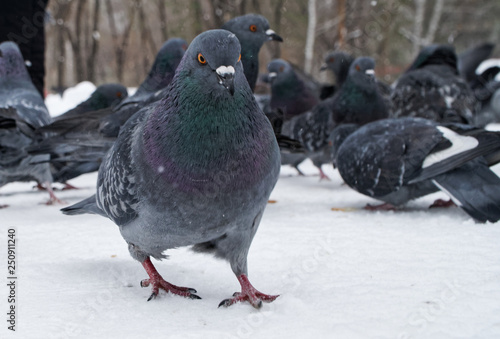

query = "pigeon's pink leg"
218;274;279;309
319;168;331;181
62;182;80;190
140;257;200;301
42;182;65;205
429;199;455;209
364;202;397;211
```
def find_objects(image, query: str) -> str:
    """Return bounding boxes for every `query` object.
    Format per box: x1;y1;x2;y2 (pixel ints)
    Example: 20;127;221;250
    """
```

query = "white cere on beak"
216;65;235;84
365;69;375;75
266;29;276;36
268;72;277;78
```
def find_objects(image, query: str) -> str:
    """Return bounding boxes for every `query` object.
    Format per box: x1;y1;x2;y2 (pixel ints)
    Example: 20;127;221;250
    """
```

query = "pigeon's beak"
320;64;328;72
216;65;235;96
266;29;283;42
268;72;277;83
365;69;375;77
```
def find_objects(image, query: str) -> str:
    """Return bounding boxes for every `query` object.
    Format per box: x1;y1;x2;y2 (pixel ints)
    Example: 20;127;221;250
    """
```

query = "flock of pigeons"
1;13;500;308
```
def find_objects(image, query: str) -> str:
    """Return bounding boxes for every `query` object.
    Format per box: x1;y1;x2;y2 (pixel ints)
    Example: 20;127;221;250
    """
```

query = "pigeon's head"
407;44;458;72
267;59;292;83
348;57;376;78
321;51;354;73
181;29;244;96
222;14;283;52
88;83;128;110
0;41;30;80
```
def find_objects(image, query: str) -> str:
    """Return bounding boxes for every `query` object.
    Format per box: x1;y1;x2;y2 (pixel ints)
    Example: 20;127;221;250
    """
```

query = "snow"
1;86;500;339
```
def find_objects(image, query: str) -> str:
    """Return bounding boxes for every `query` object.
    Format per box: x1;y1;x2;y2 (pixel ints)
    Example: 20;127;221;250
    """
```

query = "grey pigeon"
0;42;61;205
0;41;51;128
336;117;500;223
53;83;128;121
62;30;281;308
392;44;476;124
30;38;188;184
222;14;283;92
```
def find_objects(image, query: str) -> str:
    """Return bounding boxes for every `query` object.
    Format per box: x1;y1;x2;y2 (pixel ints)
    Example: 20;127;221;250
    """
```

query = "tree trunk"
424;0;444;45
413;0;426;55
157;0;168;42
87;0;101;83
337;0;346;49
304;0;317;74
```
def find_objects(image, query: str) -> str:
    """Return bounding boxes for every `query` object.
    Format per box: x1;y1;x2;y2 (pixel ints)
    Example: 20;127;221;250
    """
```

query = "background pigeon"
336;117;500;222
320;51;355;89
53;83;128;121
29;38;188;185
62;29;281;309
392;44;476;124
0;41;61;205
458;42;495;85
222;14;283;92
0;41;51;128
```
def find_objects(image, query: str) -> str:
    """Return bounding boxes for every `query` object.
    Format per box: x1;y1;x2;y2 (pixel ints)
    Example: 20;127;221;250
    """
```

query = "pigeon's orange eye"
249;25;257;32
355;64;361;71
238;54;241;62
198;53;206;64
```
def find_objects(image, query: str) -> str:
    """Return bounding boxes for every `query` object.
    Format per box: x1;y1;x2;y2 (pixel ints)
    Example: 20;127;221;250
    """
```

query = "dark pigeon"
336;117;500;223
222;13;283;92
331;57;389;125
30;38;188;184
392;44;475;124
320;51;355;89
0;42;62;205
267;58;320;119
62;30;281;308
53;83;128;121
0;41;51;128
470;59;500;126
0;107;61;205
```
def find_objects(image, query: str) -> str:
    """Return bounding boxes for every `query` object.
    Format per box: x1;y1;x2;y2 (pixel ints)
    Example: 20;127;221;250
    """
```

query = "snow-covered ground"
1;85;500;339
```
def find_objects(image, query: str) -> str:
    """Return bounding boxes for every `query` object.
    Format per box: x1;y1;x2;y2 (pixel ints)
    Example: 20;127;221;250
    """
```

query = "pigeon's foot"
62;182;80;190
140;257;200;301
40;182;65;205
318;168;331;181
429;199;456;209
218;274;279;309
364;202;397;211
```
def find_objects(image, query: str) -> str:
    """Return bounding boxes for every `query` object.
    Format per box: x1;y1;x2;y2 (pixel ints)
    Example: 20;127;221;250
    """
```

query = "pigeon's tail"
432;160;500;223
61;194;105;217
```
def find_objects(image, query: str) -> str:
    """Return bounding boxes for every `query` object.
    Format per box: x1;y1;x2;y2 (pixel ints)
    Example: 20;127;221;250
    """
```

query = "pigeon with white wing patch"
336;117;500;222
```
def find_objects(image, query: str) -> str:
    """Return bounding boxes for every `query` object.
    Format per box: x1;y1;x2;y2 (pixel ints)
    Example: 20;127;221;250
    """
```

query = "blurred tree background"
45;0;500;93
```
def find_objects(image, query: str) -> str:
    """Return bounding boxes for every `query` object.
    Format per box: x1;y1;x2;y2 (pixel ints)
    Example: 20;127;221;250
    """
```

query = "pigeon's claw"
429;199;456;209
219;274;279;309
364;202;397;211
141;258;200;301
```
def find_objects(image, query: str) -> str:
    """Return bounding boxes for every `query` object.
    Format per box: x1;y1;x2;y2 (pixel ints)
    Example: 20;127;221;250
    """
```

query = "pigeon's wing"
392;68;475;124
95;108;148;226
408;125;500;184
433;158;500;223
0;107;37;167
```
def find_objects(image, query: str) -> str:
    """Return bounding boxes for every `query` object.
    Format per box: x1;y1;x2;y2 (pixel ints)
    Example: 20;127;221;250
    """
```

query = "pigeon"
53;83;128;121
392;44;476;124
267;59;320;119
469;59;500;126
330;56;389;126
61;29;281;308
29;38;188;185
0;41;51;128
458;42;495;85
320;51;355;89
336;117;500;223
0;41;61;205
222;14;283;92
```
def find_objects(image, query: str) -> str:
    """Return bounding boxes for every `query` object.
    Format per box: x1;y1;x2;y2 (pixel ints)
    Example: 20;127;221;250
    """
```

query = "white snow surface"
1;86;500;339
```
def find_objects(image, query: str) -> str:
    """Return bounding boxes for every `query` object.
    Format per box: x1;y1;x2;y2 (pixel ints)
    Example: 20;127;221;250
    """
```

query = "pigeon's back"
0;42;51;128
